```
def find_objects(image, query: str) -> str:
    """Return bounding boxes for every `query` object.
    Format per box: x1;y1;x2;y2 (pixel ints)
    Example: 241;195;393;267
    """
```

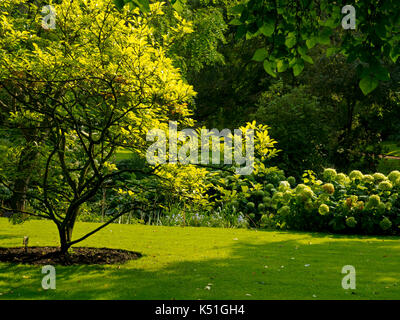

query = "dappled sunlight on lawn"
0;218;399;300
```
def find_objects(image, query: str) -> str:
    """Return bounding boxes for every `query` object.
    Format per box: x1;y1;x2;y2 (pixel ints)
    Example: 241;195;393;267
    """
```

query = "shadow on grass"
0;234;21;241
1;235;399;300
272;229;400;241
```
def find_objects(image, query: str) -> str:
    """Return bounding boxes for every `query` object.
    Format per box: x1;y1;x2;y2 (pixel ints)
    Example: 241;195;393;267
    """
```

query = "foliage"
0;0;399;247
148;2;227;76
114;0;150;12
159;204;248;228
298;51;398;172
256;169;400;235
251;51;400;174
252;83;330;176
231;0;400;95
76;121;279;228
0;0;195;252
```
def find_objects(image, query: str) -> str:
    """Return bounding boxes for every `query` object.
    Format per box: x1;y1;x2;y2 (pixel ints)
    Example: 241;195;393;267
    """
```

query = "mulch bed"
0;247;142;266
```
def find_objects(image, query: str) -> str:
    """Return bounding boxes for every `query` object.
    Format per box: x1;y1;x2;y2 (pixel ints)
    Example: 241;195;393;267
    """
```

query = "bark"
58;207;80;254
58;226;72;254
8;142;39;215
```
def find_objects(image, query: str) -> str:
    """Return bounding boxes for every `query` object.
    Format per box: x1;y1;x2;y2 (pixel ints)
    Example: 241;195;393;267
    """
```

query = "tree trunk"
58;207;79;254
58;226;73;254
9;177;30;213
101;188;106;223
8;137;39;216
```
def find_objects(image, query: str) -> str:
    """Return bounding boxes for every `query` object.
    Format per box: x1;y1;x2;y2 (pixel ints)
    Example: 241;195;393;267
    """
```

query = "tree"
252;83;330;177
0;0;195;253
231;0;400;95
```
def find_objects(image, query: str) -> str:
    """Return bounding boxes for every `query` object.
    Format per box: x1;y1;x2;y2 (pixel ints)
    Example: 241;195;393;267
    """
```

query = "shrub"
214;168;400;235
252;84;330;177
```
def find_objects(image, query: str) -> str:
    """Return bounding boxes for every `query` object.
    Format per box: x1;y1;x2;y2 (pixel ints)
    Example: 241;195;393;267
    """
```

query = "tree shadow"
267;228;400;241
0;234;20;241
1;235;399;300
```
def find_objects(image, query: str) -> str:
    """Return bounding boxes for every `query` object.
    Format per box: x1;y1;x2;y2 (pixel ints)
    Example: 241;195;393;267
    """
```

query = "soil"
0;247;142;266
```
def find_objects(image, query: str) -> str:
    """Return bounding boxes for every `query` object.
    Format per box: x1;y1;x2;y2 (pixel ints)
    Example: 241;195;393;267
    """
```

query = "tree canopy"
0;0;195;252
231;0;400;95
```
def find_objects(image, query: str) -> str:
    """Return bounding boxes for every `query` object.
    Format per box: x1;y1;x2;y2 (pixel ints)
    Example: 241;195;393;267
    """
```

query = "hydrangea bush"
212;168;400;235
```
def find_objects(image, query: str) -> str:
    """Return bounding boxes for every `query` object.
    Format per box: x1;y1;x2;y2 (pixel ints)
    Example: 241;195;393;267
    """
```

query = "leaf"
263;60;277;78
326;47;338;57
318;28;332;45
277;60;288;72
297;46;313;64
285;33;297;49
359;75;379;95
134;0;150;12
172;0;184;13
229;4;245;15
236;25;247;40
302;54;314;64
259;20;275;37
306;37;317;49
252;48;268;62
390;44;400;63
297;45;307;57
370;64;390;81
292;59;304;76
229;19;243;26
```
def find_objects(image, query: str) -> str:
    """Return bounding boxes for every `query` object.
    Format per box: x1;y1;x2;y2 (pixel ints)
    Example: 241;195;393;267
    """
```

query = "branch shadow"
1;235;399;300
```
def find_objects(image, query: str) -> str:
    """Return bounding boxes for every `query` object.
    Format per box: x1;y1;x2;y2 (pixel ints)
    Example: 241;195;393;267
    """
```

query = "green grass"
382;141;400;157
0;218;400;300
378;158;400;175
365;140;400;174
377;140;400;174
115;148;133;162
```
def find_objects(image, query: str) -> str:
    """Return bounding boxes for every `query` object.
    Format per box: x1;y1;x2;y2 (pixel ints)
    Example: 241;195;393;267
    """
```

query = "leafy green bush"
209;166;400;235
252;83;330;177
256;169;400;235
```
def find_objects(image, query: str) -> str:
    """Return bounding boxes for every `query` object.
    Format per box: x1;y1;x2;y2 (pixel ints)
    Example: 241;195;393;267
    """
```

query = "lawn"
382;141;400;157
0;218;399;300
378;158;400;175
375;141;400;174
115;148;134;162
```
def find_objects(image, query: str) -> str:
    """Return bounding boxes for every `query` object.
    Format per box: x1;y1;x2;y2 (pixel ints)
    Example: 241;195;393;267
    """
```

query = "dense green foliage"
252;83;330;175
231;0;400;95
0;0;399;247
0;0;197;251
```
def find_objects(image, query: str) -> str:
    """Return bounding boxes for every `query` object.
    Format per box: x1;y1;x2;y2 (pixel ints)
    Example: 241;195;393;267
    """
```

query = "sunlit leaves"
0;0;196;221
232;0;400;95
